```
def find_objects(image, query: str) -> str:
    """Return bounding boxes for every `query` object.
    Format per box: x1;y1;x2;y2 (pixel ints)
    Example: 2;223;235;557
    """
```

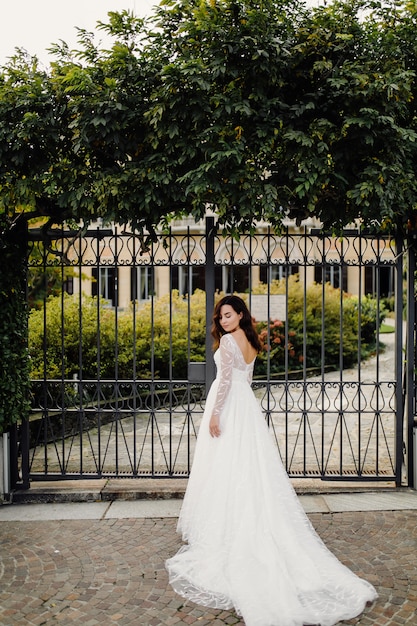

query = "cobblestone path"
1;508;416;625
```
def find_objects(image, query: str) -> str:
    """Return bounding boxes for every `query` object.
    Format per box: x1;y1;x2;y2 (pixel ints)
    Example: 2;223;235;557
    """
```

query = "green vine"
0;219;30;434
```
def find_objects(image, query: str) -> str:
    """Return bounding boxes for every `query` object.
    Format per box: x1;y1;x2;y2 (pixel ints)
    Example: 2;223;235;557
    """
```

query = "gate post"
406;237;416;487
393;235;405;487
0;432;10;500
205;217;216;394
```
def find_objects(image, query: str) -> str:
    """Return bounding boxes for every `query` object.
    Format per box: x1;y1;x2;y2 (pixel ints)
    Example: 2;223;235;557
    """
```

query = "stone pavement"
28;319;401;478
1;490;417;626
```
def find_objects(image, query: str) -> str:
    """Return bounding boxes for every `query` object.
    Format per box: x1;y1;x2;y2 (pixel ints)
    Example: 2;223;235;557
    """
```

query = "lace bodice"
212;333;255;418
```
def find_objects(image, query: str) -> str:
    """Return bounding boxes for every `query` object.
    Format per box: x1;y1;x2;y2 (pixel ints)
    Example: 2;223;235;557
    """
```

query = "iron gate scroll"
21;219;405;485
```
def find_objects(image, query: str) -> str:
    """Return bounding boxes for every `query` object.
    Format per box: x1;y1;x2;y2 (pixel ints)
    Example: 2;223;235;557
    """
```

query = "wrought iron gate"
16;218;411;486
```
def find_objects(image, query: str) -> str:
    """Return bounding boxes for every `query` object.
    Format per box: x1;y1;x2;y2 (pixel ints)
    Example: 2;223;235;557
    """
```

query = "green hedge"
29;290;206;380
29;280;383;382
0;223;31;434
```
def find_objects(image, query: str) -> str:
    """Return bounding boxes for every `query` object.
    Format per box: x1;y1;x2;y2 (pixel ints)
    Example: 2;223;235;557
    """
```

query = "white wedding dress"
166;333;377;626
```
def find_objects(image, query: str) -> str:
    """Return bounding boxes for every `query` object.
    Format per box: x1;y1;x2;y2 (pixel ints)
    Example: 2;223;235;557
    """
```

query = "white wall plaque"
250;294;287;322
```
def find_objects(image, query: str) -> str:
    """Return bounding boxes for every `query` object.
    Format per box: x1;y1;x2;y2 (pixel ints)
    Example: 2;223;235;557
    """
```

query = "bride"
166;295;377;626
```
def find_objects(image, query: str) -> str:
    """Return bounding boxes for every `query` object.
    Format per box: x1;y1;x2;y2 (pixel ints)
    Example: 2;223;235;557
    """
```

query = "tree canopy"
1;0;417;246
1;0;417;434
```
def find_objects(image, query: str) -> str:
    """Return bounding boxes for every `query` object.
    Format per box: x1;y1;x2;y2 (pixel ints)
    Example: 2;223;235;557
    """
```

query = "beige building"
64;216;396;309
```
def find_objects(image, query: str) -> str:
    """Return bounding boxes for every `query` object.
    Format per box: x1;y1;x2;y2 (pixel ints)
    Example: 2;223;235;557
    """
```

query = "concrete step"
10;476;402;504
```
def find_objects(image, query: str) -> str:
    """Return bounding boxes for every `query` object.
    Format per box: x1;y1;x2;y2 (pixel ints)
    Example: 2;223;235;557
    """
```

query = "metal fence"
19;217;408;485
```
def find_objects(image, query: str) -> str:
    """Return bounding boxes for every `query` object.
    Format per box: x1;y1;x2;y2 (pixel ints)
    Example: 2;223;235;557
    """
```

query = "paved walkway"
1;490;417;625
2;321;415;624
29;320;401;478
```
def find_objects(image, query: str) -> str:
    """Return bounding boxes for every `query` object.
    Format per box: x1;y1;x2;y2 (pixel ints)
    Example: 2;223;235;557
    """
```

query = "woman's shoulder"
219;333;235;348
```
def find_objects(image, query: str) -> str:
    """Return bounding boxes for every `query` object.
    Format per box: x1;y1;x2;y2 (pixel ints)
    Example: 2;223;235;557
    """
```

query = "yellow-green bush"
28;280;382;382
129;289;206;379
29;290;206;380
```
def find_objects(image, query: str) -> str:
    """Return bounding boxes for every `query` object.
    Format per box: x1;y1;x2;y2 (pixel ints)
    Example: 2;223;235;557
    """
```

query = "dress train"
166;334;377;626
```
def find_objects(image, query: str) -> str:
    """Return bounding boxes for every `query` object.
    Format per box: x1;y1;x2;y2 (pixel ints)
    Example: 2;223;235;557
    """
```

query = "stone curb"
8;477;403;505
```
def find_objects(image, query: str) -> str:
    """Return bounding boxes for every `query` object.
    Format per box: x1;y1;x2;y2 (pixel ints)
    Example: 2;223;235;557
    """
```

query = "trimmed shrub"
29;279;383;382
253;275;384;378
29;290;206;380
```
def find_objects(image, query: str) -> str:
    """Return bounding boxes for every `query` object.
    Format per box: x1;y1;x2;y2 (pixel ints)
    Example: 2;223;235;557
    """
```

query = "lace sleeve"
212;334;234;418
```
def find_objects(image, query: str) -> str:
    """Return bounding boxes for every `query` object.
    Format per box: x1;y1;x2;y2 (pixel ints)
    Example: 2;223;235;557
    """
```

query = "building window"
215;265;250;294
259;264;299;284
365;265;394;298
314;264;348;292
62;275;74;295
92;266;118;306
171;265;205;296
131;266;153;301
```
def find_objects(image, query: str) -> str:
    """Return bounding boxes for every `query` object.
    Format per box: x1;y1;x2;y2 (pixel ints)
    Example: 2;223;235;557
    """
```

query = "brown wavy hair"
211;295;261;352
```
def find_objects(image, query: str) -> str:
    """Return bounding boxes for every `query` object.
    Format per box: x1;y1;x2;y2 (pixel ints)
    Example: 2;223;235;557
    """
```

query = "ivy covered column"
0;217;30;489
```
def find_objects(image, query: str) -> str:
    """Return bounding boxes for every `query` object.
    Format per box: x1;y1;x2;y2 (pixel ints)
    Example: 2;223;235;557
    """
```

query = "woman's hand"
209;415;221;438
